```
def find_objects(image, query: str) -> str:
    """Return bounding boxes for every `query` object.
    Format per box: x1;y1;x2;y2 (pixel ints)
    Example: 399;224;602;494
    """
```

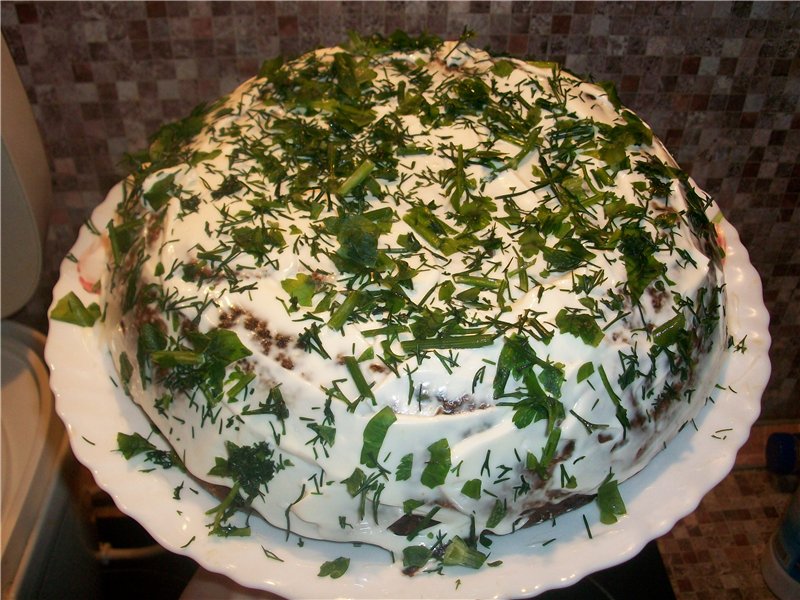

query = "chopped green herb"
328;291;364;330
318;556;350;579
346;356;377;405
485;499;507;529
460;478;482;500
261;546;284;562
180;535;196;549
281;273;319;307
555;309;604;347
442;536;487;569
50;292;101;327
208;440;279;501
402;545;432;569
143;173;177;210
341;467;366;497
241;385;289;420
117;431;180;470
652;312;686;347
420;438;451;488
396;453;413;481
117;431;158;460
491;59;515;78
597;365;629;431
337;159;376;196
596;472;626;524
360;406;397;468
577;361;595;383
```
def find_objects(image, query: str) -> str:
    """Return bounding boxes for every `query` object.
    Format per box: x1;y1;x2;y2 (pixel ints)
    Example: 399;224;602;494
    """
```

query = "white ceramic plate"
46;196;770;599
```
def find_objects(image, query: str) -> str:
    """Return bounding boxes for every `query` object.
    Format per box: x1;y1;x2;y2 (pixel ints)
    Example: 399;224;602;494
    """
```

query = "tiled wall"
2;1;798;419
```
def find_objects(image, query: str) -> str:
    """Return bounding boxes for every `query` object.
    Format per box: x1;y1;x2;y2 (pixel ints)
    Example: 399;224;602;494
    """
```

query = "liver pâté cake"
61;32;728;572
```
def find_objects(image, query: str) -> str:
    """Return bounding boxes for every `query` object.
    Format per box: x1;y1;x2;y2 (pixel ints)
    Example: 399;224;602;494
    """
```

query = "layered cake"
85;33;728;568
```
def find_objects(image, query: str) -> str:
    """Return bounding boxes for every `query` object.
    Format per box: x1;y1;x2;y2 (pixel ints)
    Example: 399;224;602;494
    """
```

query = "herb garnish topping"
86;31;728;574
50;292;101;327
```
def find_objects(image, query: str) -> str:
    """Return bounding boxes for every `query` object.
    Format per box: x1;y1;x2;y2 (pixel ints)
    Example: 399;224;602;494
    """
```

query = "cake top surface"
111;32;722;424
88;32;730;566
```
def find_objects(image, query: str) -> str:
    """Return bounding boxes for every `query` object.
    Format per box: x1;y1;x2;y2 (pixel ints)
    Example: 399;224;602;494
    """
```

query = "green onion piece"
516;257;529;292
593;167;614;187
652;312;686;347
396;145;433;156
360;325;409;338
485;498;507;529
442;536;487;569
405;506;441;541
400;334;495;353
453;274;501;289
344;356;376;404
597;365;629;430
327;291;363;330
150;350;205;367
337;159;375;196
226;371;256;401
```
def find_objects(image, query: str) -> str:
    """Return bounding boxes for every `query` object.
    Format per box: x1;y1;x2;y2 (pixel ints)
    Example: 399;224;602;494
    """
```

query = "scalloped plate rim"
45;196;770;599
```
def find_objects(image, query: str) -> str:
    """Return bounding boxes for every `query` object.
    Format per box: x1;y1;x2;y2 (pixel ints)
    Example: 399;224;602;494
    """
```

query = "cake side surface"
98;34;728;564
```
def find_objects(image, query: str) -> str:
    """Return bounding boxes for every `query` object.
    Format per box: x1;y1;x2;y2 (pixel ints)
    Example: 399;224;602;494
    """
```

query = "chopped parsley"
420;438;451;488
318;556;350;579
117;431;182;470
50;292;101;327
360;406;397;468
596;472;627;524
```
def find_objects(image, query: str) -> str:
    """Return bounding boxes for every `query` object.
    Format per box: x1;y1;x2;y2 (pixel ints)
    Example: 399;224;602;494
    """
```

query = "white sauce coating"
102;39;728;561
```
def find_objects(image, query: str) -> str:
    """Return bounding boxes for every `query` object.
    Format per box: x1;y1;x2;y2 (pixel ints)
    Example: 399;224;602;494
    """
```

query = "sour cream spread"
100;33;728;569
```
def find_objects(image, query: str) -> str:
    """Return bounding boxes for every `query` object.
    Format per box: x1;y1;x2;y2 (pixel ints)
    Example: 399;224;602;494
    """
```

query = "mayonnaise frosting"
101;34;728;568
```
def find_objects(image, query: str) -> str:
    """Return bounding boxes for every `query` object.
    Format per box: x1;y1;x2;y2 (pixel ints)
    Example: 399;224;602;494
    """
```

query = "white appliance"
1;35;99;598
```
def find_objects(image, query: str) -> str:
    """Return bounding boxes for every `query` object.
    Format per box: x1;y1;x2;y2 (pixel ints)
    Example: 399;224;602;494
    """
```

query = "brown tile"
151;40;173;60
165;2;190;18
507;33;528;55
129;40;151;61
192;17;213;38
126;19;149;40
70;61;92;83
145;1;167;19
278;14;298;36
211;2;232;17
551;14;571;34
15;2;38;24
